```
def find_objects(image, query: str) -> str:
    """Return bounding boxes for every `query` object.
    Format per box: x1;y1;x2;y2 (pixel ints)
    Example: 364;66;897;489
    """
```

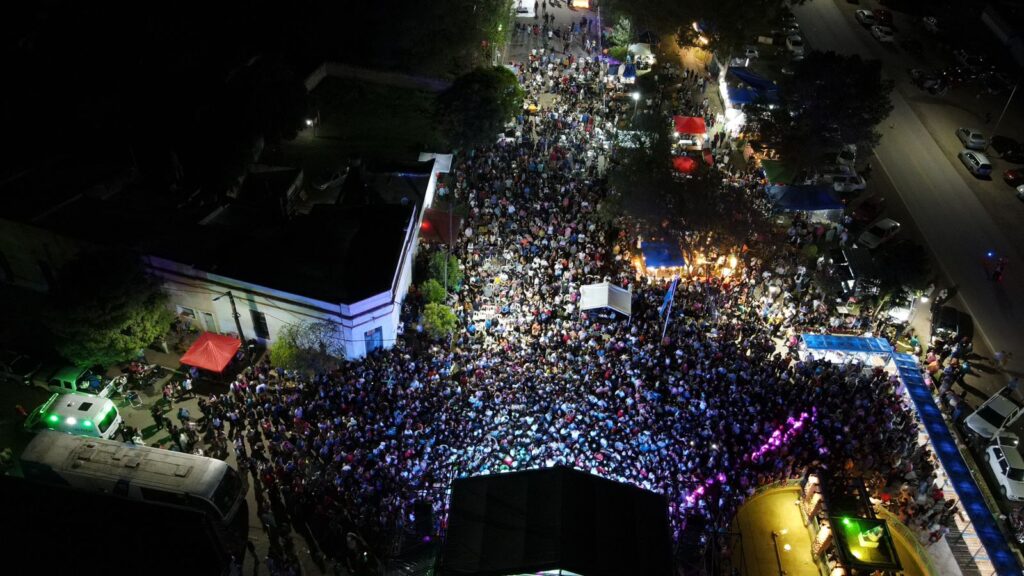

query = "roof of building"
439;467;673;576
148;201;415;305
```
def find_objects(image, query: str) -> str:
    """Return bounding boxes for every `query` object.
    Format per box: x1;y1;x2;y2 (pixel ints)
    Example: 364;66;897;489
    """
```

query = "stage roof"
641;241;686;269
439;467;673;576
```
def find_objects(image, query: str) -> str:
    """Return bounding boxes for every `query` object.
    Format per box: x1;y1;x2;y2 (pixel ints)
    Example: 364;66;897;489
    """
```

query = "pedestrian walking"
995;350;1013;368
177;406;191;426
151;405;165;430
180;377;194;399
162;383;174;406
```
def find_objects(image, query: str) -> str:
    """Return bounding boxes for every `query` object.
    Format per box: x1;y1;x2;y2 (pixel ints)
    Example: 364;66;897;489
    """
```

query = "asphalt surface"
793;0;1024;377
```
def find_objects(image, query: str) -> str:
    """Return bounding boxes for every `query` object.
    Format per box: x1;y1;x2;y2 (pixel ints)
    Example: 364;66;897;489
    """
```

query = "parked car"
23;392;123;441
782;23;800;35
851;195;885;225
829;174;867;194
965;389;1024;440
988;437;1024;501
786;35;805;55
931;305;974;346
958;149;993;177
0;350;41;386
836;144;857;167
1004;169;1024;187
1017;184;1024;201
871;25;895;43
46;365;115;398
990;135;1021;156
855;10;875;25
743;46;760;59
857;217;900;249
956;127;988;150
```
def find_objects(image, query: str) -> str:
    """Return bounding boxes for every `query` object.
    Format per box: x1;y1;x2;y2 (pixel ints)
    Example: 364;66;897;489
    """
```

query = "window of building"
250;310;270;339
365;326;383;354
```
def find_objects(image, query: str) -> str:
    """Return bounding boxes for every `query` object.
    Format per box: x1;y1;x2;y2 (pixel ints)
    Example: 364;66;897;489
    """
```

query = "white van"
24;393;122;440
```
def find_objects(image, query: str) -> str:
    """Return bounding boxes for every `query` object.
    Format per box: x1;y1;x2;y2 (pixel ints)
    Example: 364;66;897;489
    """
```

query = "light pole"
631;91;641;121
213;290;252;368
991;80;1019;144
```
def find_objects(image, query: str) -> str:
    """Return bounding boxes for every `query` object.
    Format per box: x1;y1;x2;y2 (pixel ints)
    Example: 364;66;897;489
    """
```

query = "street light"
631;92;641;121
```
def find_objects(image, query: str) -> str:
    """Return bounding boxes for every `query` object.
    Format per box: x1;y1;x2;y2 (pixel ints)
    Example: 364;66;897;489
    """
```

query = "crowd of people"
141;21;954;575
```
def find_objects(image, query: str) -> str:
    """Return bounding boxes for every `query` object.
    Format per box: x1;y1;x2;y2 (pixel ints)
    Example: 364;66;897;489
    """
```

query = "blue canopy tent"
728;67;779;98
767;185;843;217
641;241;686;275
801;334;893;357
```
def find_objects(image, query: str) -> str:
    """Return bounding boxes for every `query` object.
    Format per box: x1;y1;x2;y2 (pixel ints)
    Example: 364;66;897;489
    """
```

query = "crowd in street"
137;39;965;574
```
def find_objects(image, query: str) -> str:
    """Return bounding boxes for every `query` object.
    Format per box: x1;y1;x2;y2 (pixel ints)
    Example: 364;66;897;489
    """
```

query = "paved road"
793;0;1024;375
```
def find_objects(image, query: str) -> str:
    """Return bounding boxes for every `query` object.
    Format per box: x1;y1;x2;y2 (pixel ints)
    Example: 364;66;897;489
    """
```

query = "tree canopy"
753;51;893;166
268;320;344;374
436;66;524;150
422;303;459;339
44;250;175;367
603;0;803;53
428;251;465;291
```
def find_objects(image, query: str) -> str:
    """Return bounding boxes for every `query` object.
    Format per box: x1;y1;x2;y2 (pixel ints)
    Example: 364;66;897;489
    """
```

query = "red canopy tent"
672;156;698;174
673;115;707;135
179;332;241;373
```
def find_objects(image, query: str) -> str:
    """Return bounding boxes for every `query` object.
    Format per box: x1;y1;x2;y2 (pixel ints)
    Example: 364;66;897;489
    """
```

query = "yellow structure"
729;484;935;576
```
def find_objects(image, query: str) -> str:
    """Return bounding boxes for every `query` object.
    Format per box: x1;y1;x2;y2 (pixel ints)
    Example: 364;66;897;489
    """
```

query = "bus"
20;431;246;525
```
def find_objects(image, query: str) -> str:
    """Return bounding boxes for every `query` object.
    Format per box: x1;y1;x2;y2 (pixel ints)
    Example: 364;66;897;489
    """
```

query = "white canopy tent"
580;282;632;317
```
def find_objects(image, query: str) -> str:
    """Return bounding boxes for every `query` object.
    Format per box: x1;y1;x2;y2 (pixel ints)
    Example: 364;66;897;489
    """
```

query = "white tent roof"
579;282;632;317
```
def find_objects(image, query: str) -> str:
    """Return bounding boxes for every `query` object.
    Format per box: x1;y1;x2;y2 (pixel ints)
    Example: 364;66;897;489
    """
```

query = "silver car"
958;149;993;177
957;127;988;150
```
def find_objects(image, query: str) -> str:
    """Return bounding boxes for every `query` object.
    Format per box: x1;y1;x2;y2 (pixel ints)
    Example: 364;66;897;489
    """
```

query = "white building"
146;156;450;360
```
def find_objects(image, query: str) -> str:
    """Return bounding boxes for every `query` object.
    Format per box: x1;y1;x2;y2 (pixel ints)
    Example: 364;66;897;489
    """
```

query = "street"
794;0;1024;377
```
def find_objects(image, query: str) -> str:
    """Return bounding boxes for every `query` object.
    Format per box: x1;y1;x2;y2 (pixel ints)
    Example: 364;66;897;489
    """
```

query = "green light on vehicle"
82;420;92;427
65;417;77;426
842;517;852;526
47;414;59;423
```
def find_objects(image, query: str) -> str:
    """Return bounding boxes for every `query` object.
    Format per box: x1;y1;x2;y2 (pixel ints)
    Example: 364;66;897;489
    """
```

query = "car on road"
0;350;41;386
1017;185;1024;201
855;10;875;25
1005;169;1024;187
836;144;857;167
965;389;1024;440
956;127;988;150
871;25;895;43
988;438;1024;501
931;305;974;346
958;149;993;177
857;218;900;249
786;35;805;55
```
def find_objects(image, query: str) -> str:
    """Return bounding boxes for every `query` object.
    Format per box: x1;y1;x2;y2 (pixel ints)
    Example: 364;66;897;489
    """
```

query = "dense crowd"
149;31;949;574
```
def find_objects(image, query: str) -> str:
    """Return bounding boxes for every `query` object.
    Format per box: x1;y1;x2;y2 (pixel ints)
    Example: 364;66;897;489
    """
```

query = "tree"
422;303;459;339
428;252;464;290
604;0;804;54
755;51;894;166
609;17;633;47
420;279;447;304
874;240;932;296
268;320;344;374
436;66;524;149
44;249;175;367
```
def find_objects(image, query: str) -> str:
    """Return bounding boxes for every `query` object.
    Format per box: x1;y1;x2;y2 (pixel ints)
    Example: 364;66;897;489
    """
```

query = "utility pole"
991;80;1019;145
213;290;252;367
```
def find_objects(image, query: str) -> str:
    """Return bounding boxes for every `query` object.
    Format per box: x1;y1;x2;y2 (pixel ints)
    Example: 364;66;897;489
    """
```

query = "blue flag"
659;277;679;317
